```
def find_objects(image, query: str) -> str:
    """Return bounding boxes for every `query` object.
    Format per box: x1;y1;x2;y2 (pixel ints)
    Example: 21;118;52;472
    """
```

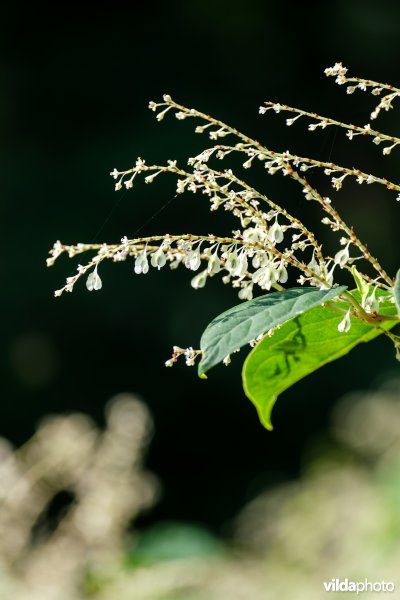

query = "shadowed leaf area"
198;286;347;376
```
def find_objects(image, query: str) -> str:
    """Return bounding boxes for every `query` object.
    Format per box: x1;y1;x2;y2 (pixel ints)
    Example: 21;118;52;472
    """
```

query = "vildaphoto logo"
323;579;395;594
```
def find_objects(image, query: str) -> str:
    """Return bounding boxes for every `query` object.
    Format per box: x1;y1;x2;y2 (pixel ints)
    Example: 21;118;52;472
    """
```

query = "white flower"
286;115;301;127
184;247;201;271
191;269;208;289
156;107;171;121
324;63;348;78
86;267;102;291
382;143;398;156
338;309;351;333
225;250;248;278
150;246;167;269
134;250;149;274
252;266;277;290
237;252;249;277
125;174;136;189
267;219;284;244
225;250;240;275
276;263;288;284
332;174;347;190
243;156;254;169
364;287;379;313
207;251;221;275
243;227;266;243
334;243;350;268
238;283;253;300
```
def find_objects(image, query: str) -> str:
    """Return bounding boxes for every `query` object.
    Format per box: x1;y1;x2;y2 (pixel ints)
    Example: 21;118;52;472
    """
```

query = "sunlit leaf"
243;291;398;430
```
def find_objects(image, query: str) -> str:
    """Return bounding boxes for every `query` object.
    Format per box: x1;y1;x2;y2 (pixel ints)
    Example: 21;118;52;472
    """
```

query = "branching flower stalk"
261;102;400;154
48;62;400;369
324;62;400;121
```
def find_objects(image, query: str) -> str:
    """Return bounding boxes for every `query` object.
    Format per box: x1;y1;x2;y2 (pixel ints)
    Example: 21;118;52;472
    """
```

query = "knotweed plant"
48;63;400;429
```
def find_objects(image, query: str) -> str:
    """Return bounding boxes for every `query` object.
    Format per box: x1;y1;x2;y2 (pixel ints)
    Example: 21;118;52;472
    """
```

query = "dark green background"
2;1;399;532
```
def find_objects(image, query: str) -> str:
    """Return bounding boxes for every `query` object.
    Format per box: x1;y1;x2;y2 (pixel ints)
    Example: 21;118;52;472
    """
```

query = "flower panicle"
49;223;333;299
260;101;400;157
50;63;398;331
146;94;400;199
324;62;400;121
165;346;202;368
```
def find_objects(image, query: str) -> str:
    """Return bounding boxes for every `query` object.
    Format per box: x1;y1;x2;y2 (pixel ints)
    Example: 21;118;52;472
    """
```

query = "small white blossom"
225;250;241;276
191;269;208;289
243;227;266;243
134;250;149;274
156;106;172;121
324;63;348;78
286;115;301;127
185;247;202;271
334;243;350;268
267;219;284;244
207;251;221;275
238;283;253;300
364;287;379;313
151;246;167;269
86;267;102;291
252;265;277;290
276;263;288;284
338;309;351;333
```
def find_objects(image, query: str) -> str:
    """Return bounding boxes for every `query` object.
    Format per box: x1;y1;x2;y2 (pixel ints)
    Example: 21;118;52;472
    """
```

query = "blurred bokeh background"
1;1;400;595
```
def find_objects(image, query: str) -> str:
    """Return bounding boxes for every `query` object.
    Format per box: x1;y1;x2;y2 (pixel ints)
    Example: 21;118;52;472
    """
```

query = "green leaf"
198;286;347;376
243;290;398;430
394;269;400;315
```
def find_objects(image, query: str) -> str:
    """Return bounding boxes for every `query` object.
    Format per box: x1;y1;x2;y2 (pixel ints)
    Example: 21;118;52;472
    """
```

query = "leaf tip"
197;362;208;379
261;416;274;431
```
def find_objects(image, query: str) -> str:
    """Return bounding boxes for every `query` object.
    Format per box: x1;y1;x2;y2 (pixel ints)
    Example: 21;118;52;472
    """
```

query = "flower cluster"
48;64;399;346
